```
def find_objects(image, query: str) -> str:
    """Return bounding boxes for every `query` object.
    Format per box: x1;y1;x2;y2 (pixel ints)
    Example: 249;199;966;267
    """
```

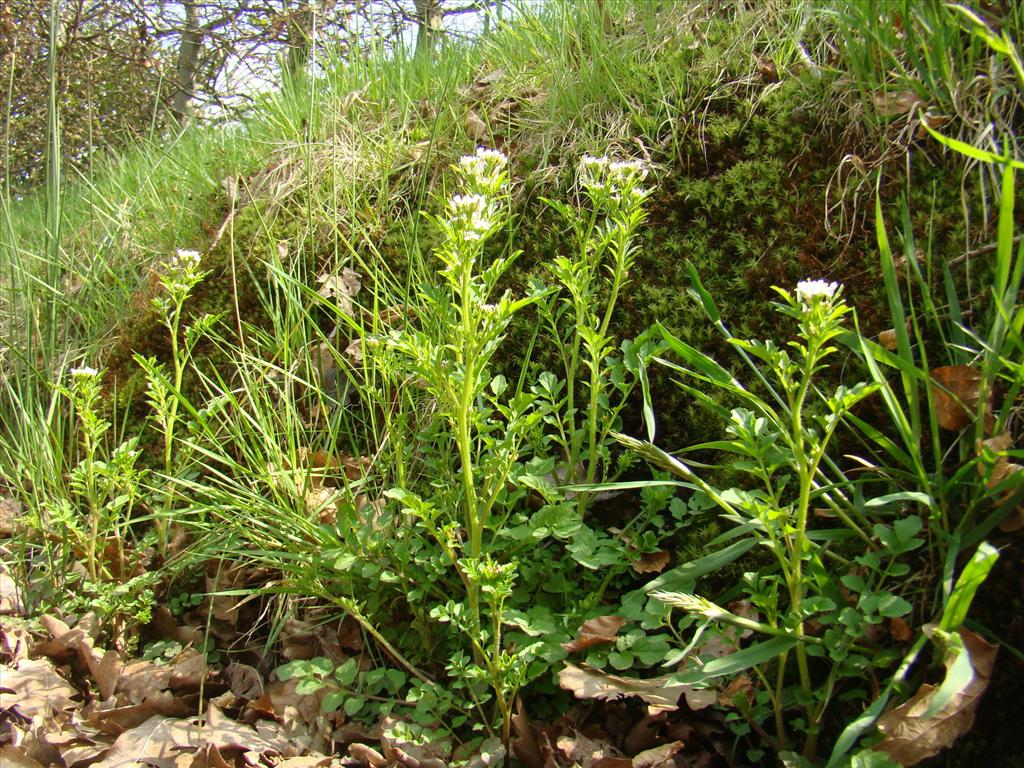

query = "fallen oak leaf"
511;698;543;768
878;329;898;350
873;90;922;117
632;741;684;768
83;691;192;736
876;628;997;766
562;617;626;653
0;745;45;768
348;743;388;768
557;732;617;768
930;365;985;431
632;550;670;575
0;658;79;720
558;663;712;713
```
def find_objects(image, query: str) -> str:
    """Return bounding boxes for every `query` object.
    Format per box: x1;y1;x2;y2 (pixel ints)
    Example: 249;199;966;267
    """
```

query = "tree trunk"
414;0;441;59
171;0;201;125
284;1;314;85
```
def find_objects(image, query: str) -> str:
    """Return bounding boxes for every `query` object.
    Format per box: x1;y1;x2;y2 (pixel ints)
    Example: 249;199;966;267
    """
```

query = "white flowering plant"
287;149;673;750
382;147;542;747
534;154;662;519
134;247;219;557
56;365;153;647
611;268;997;765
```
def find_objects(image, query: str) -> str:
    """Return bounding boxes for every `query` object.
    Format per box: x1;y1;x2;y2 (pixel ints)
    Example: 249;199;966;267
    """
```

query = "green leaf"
849;749;903;768
334;658;358;687
924;632;972;719
673;636;798;684
608;651;634;670
940;542;999;632
322;691;346;713
344;696;365;716
295;678;325;695
893;515;923;543
309;657;334;676
864;492;931;509
643;538;757;594
276;660;304;681
877;594;912;618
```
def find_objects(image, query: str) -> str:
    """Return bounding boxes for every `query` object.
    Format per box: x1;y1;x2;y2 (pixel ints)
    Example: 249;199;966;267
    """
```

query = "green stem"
788;340;819;740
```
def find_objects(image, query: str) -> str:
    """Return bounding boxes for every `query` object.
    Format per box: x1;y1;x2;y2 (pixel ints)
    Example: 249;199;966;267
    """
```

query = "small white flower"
70;366;99;378
450;193;488;213
473;147;507;166
796;279;840;306
609;159;648;181
458;148;507;186
174;249;201;266
449;193;494;236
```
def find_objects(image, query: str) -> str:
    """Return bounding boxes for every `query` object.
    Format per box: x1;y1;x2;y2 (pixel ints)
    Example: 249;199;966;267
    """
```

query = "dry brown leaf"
205;560;247;627
931;366;982;430
34;614;89;660
557;732;617;768
755;56;779;83
345;338;363;364
876;628;997;766
511;698;543;768
117;659;174;705
0;745;45;768
305;486;340;524
349;743;388;767
275;757;339;768
168;649;208;690
84;692;192;736
1;624;32;663
878;329;898;350
92;714;198;768
0;564;25;616
998;510;1024;533
889;616;913;643
0;494;22;536
632;741;683;768
717;675;753;708
916;113;951;139
559;663;709;713
466;110;489;142
632;550;670;575
59;740;113;768
90;648;124;701
95;706;297;768
337;615;363;653
190;742;233;768
226;663;264;701
977;434;1024;531
873;90;921;117
280;619;319;661
623;712;665;755
316;268;361;313
562;616;626;652
0;658;79;720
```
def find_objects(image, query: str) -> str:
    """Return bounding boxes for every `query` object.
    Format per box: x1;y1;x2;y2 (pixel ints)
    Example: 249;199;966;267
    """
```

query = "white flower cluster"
449;193;495;240
795;279;840;307
579;154;649;201
173;249;202;268
458;147;508;188
70;366;100;378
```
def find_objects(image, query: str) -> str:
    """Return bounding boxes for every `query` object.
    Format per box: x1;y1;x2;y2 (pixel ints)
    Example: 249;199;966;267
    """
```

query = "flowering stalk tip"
795;279;840;307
